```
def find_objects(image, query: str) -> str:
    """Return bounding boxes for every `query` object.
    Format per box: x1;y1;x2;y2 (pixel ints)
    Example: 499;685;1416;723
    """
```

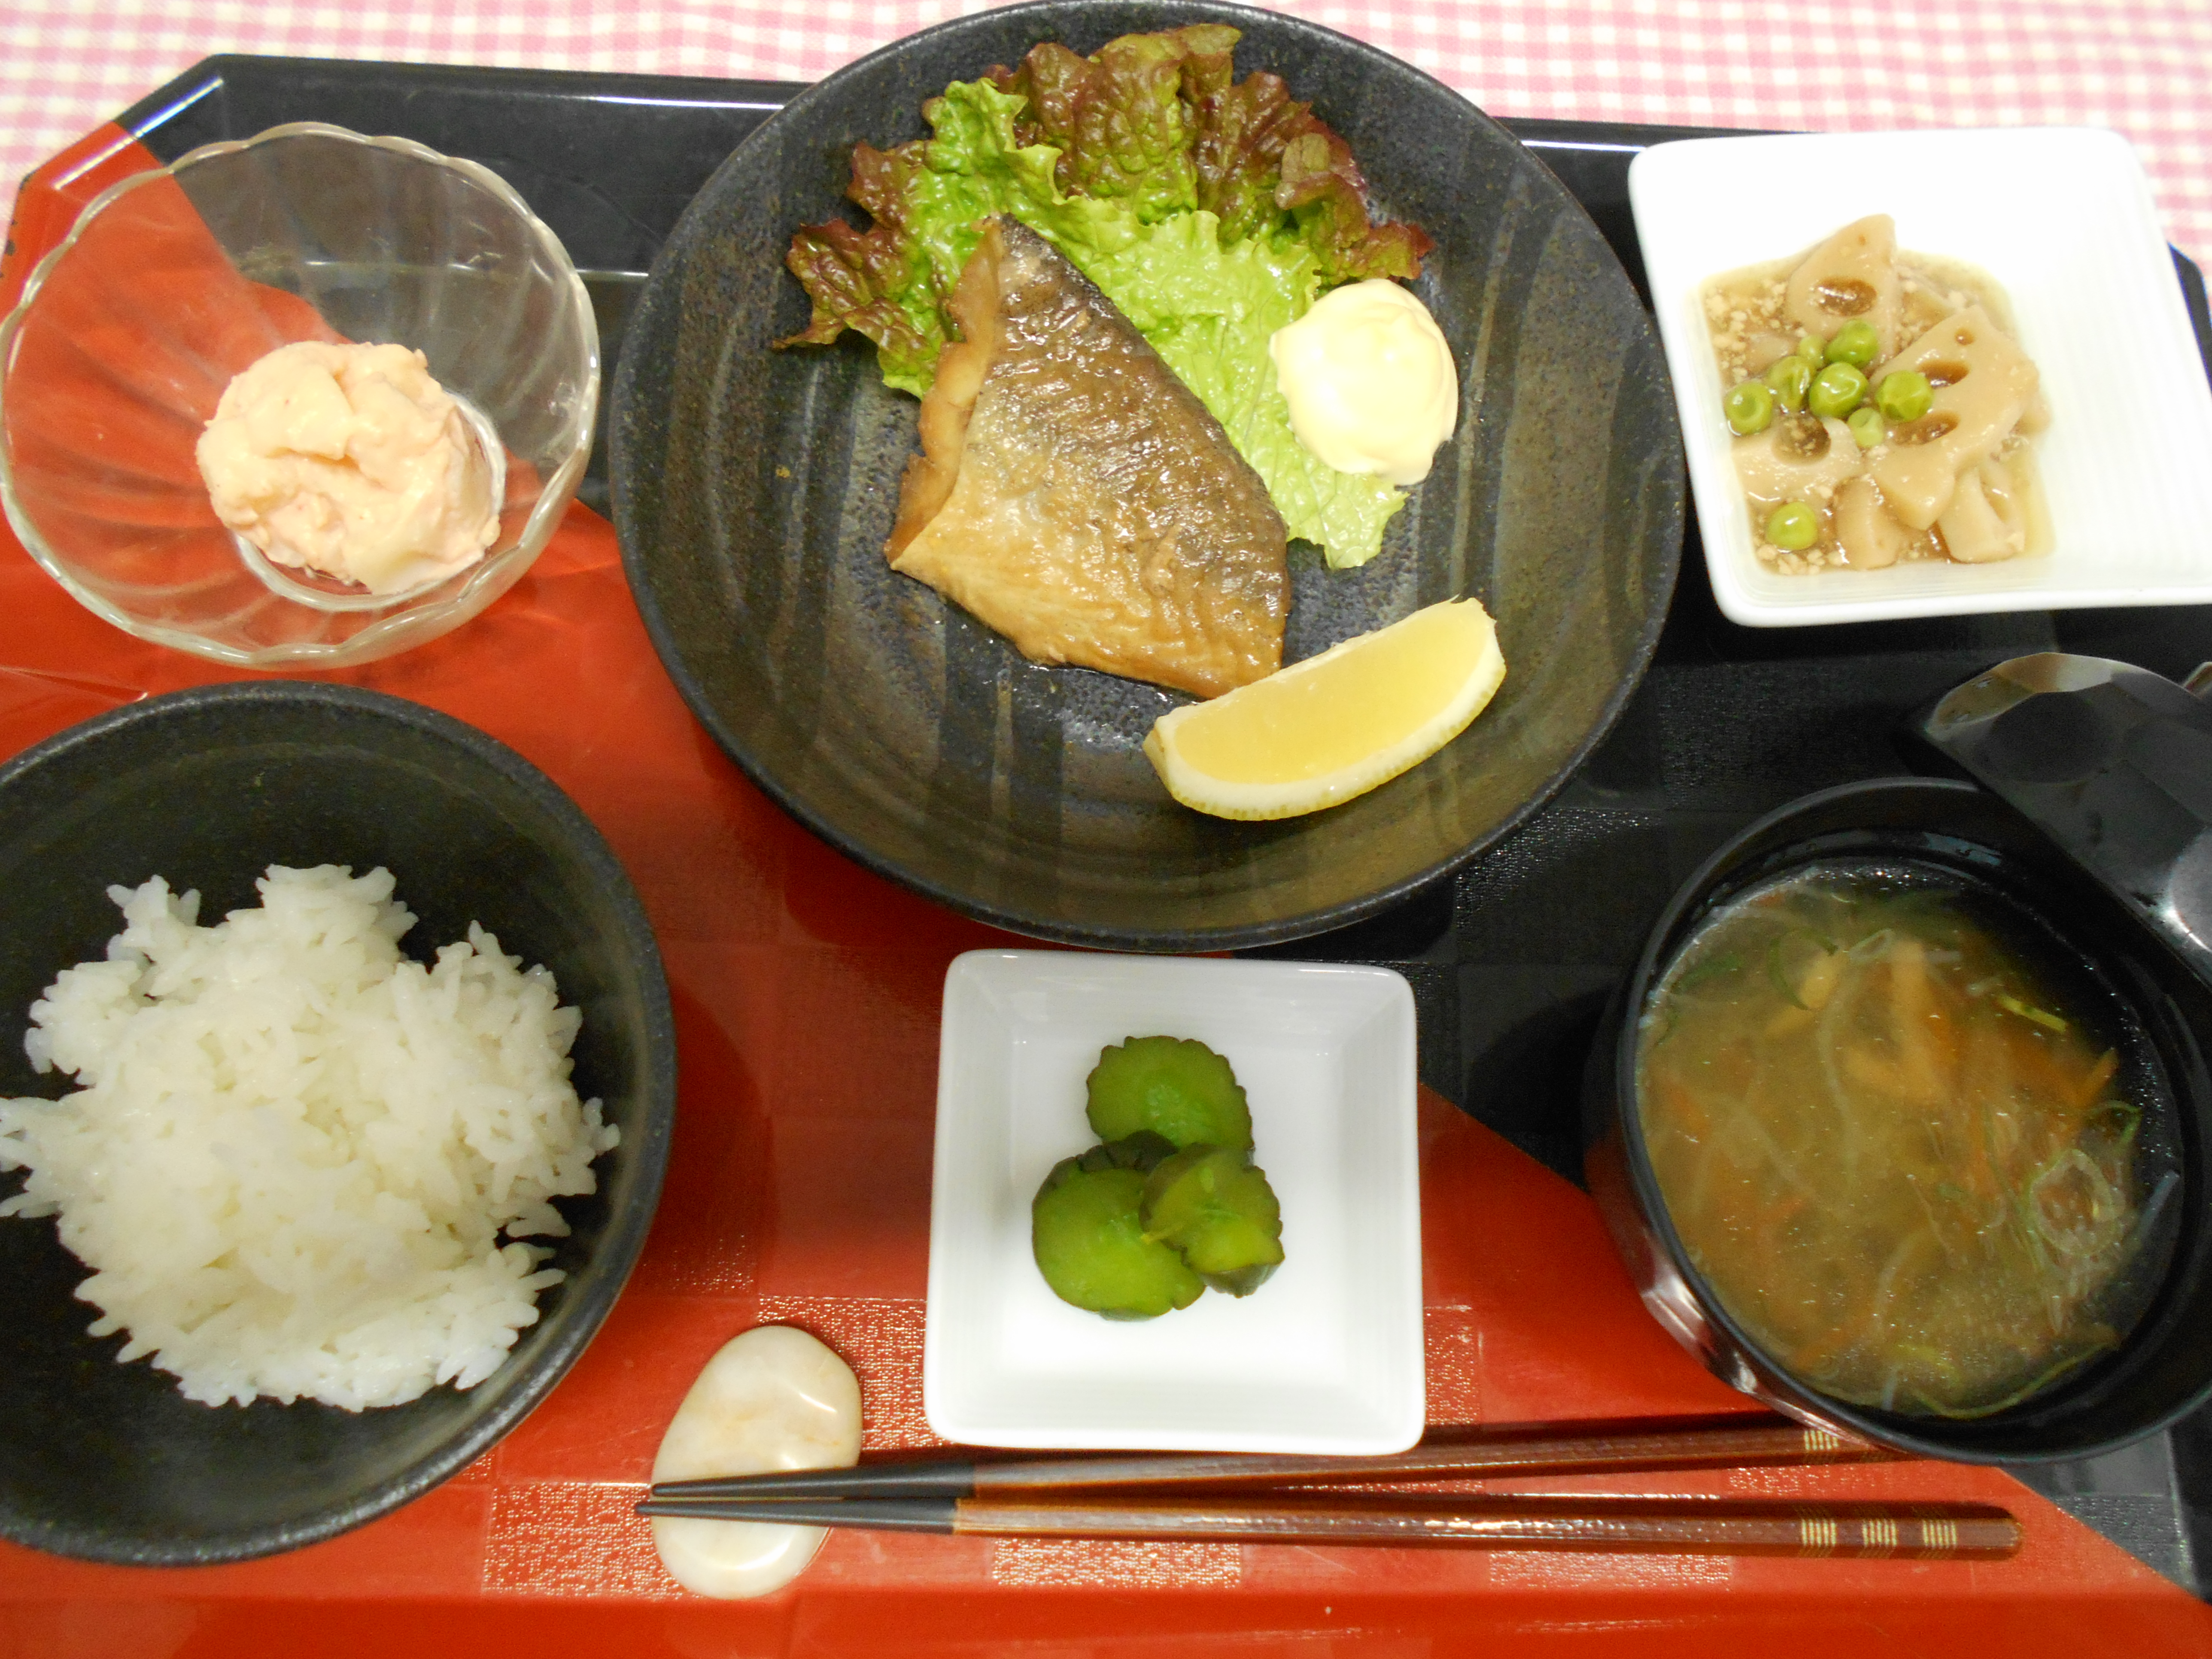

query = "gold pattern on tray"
483;1482;678;1599
1423;1305;1483;1425
991;1538;1243;1590
1490;1549;1732;1590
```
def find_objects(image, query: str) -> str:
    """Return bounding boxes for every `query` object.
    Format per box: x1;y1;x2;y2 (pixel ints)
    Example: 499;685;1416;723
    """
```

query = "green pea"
1724;380;1774;436
1876;369;1933;422
1765;502;1819;551
1765;356;1813;415
1825;320;1880;369
1847;405;1887;449
1796;334;1828;365
1807;362;1869;420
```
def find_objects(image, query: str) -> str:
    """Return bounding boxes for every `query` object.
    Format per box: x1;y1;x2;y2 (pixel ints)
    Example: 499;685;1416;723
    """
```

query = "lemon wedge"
1143;598;1506;820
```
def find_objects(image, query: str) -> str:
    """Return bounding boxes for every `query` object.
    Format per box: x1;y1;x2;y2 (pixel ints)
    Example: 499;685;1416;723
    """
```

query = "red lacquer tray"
1;60;2209;1659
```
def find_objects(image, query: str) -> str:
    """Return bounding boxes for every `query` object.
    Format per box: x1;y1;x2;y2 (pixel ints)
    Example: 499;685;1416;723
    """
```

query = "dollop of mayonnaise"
651;1325;863;1599
1268;280;1458;486
196;340;499;596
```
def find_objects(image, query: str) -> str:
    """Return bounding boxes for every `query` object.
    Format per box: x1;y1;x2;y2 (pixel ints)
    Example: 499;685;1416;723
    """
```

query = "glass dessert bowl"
0;123;598;667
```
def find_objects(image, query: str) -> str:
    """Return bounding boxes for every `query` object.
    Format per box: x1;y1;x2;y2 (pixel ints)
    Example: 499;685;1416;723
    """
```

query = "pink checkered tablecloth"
3;0;2209;265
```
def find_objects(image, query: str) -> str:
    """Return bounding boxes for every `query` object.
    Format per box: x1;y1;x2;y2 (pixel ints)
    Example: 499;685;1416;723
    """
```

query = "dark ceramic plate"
611;0;1684;950
0;683;675;1563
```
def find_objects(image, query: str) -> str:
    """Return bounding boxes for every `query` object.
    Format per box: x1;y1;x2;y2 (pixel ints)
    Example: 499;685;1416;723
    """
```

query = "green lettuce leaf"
1188;65;1431;282
1084;215;1403;568
983;25;1235;221
779;28;1426;565
786;78;1149;396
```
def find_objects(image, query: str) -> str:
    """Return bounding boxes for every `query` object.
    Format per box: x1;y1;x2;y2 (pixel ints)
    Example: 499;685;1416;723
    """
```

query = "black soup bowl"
0;681;675;1562
611;0;1683;951
1584;777;2212;1462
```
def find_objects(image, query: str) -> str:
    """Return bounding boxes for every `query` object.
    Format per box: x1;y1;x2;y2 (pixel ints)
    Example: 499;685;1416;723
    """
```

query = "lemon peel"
1142;597;1506;820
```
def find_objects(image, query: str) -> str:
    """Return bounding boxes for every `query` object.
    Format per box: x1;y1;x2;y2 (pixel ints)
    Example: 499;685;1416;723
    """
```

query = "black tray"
109;52;2212;1592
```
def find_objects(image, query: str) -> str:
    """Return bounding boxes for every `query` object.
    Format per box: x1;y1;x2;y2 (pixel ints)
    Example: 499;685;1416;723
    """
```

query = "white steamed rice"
0;864;619;1410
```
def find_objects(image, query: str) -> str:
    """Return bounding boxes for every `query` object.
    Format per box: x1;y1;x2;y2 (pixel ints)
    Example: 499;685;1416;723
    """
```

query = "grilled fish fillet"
887;219;1289;699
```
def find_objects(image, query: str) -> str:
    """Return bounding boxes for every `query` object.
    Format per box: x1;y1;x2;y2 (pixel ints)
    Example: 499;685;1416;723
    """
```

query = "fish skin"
887;218;1289;699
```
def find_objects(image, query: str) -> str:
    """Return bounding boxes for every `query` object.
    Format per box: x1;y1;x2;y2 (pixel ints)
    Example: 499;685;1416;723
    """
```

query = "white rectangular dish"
923;950;1425;1454
1630;127;2212;627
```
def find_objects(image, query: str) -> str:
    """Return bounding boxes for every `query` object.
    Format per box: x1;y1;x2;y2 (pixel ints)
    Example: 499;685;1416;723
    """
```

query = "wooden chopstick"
647;1413;1904;1503
635;1492;2018;1559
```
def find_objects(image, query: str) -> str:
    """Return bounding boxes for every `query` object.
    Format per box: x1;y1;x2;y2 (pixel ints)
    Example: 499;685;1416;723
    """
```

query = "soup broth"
1635;861;2179;1419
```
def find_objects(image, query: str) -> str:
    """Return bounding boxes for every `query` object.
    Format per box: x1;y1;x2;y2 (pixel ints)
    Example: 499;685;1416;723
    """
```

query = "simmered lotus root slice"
1140;1145;1285;1297
1872;305;2040;529
1730;415;1860;506
1936;458;2031;563
1086;1036;1253;1151
1784;215;1904;359
1032;1160;1205;1319
1833;476;1910;570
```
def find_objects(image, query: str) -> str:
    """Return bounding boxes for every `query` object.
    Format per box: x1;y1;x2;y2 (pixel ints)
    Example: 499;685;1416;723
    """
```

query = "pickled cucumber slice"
1085;1036;1252;1151
1032;1158;1205;1319
1072;1130;1178;1176
1140;1145;1284;1297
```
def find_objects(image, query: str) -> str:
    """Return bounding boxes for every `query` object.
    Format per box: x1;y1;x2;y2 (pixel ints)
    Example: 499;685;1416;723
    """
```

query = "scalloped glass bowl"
0;123;598;667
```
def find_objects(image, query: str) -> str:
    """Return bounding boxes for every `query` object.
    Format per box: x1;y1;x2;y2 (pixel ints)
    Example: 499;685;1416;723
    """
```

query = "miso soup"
1634;860;2179;1419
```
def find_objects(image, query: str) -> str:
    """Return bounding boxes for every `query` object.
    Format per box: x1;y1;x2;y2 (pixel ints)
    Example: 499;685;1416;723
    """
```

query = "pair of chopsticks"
638;1414;2021;1559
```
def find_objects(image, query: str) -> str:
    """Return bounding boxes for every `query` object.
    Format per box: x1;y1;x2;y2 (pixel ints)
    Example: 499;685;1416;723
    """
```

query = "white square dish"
923;951;1424;1454
1630;127;2212;627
